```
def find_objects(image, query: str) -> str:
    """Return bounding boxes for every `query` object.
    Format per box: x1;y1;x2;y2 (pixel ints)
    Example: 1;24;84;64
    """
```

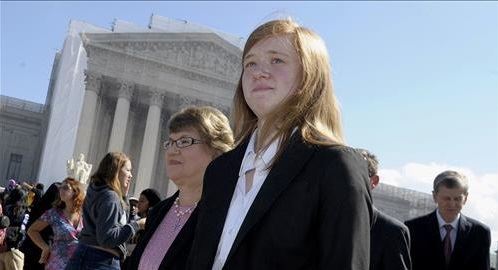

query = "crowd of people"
0;18;492;270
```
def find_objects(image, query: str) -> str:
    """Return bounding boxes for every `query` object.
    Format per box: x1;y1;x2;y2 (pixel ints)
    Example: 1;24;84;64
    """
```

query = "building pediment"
82;32;242;83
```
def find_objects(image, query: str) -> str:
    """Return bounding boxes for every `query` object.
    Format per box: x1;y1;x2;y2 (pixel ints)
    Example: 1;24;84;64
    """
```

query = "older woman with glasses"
27;178;85;270
124;105;233;270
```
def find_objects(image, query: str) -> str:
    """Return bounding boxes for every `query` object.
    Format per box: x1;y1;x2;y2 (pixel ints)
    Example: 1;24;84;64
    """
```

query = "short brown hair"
168;106;234;158
358;149;379;178
433;170;469;194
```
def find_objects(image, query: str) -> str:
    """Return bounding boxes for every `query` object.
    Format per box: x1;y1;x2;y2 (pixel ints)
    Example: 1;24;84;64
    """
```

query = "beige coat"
0;248;24;270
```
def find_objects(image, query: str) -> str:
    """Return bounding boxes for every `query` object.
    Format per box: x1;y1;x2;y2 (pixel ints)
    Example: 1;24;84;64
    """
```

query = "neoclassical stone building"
27;15;436;223
0;96;47;186
38;15;243;196
372;183;435;221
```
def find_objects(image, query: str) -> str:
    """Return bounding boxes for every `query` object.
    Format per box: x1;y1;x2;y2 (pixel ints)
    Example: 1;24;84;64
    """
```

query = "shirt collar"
238;129;280;176
238;131;257;177
260;134;279;168
436;208;460;229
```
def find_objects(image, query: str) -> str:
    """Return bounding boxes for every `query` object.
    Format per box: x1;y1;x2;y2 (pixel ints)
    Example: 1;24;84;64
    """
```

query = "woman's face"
242;35;300;120
118;160;132;195
165;128;214;187
59;181;74;203
137;194;150;216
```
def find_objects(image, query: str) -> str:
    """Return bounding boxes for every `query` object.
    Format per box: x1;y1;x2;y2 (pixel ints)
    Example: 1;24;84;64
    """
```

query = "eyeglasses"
163;137;204;150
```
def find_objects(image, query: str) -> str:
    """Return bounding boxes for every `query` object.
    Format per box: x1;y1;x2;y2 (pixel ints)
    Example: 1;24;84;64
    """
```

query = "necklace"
172;196;197;230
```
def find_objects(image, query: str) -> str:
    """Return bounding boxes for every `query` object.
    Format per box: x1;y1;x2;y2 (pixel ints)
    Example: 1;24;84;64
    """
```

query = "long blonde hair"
232;19;344;168
90;152;129;203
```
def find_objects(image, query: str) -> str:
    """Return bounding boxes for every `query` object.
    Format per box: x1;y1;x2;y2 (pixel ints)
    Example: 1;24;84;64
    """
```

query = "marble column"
135;91;163;196
107;81;133;152
73;71;101;158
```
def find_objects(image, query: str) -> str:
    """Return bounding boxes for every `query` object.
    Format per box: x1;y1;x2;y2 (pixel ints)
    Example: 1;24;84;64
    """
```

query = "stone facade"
373;183;436;221
37;16;242;197
0;95;46;186
18;16;438;220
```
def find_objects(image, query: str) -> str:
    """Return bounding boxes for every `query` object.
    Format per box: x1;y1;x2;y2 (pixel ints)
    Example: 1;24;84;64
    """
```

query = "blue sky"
2;1;496;174
1;1;498;250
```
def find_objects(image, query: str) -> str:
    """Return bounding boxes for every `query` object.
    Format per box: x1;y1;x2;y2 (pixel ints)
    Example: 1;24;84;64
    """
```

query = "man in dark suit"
405;170;491;270
359;149;411;270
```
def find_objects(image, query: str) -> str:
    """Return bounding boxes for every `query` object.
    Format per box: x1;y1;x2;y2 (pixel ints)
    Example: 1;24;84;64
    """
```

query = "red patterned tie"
443;224;453;266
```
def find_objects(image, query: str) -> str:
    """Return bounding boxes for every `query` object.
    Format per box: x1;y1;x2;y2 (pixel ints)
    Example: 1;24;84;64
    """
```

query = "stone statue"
67;153;93;184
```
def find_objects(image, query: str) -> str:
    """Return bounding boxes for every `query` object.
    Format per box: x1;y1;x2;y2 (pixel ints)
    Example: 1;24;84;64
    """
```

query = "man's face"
433;185;468;223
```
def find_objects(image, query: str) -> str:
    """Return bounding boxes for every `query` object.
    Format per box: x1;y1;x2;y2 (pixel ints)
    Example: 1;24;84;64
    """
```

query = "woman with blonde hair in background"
66;152;145;270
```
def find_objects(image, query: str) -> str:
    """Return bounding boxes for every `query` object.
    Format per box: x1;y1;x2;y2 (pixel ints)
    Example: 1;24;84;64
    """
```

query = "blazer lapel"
449;214;471;266
226;133;315;262
372;206;379;229
428;211;447;268
428;211;442;244
198;136;250;263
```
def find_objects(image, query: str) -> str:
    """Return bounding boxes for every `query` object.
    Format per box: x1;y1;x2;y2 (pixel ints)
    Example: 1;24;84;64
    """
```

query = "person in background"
32;183;45;207
126;188;161;252
124;106;234;270
35;183;45;194
187;19;372;270
128;198;139;222
136;189;162;218
27;178;84;270
4;187;28;228
6;180;17;193
358;149;411;270
65;152;146;270
126;189;161;256
405;170;491;270
0;195;24;270
0;227;24;270
0;204;11;252
20;182;61;270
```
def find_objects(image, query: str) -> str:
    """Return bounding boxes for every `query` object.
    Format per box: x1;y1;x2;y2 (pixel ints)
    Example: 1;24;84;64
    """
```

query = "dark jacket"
124;191;197;270
370;207;411;270
187;133;373;270
405;210;491;270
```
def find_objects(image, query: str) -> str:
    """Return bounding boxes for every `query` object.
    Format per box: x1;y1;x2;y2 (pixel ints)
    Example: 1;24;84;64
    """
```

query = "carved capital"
179;95;193;107
84;70;102;94
117;81;134;100
148;91;164;107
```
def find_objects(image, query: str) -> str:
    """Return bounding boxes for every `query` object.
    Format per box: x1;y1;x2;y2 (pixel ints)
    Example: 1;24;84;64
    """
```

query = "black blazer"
187;133;373;270
370;207;411;270
124;191;198;270
405;210;491;270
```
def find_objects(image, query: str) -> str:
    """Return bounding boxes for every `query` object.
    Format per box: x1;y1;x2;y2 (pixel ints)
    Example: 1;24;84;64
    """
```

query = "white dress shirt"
436;209;459;250
211;130;279;270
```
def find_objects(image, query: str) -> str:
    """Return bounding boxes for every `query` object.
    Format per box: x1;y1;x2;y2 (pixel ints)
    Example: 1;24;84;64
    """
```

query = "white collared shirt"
436;209;459;250
212;130;279;270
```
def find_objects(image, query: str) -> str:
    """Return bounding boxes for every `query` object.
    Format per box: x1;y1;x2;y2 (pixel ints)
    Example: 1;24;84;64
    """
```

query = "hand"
39;247;50;264
136;218;146;230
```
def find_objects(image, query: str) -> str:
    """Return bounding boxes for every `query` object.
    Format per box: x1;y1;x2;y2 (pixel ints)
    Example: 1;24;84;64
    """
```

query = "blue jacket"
79;183;139;258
